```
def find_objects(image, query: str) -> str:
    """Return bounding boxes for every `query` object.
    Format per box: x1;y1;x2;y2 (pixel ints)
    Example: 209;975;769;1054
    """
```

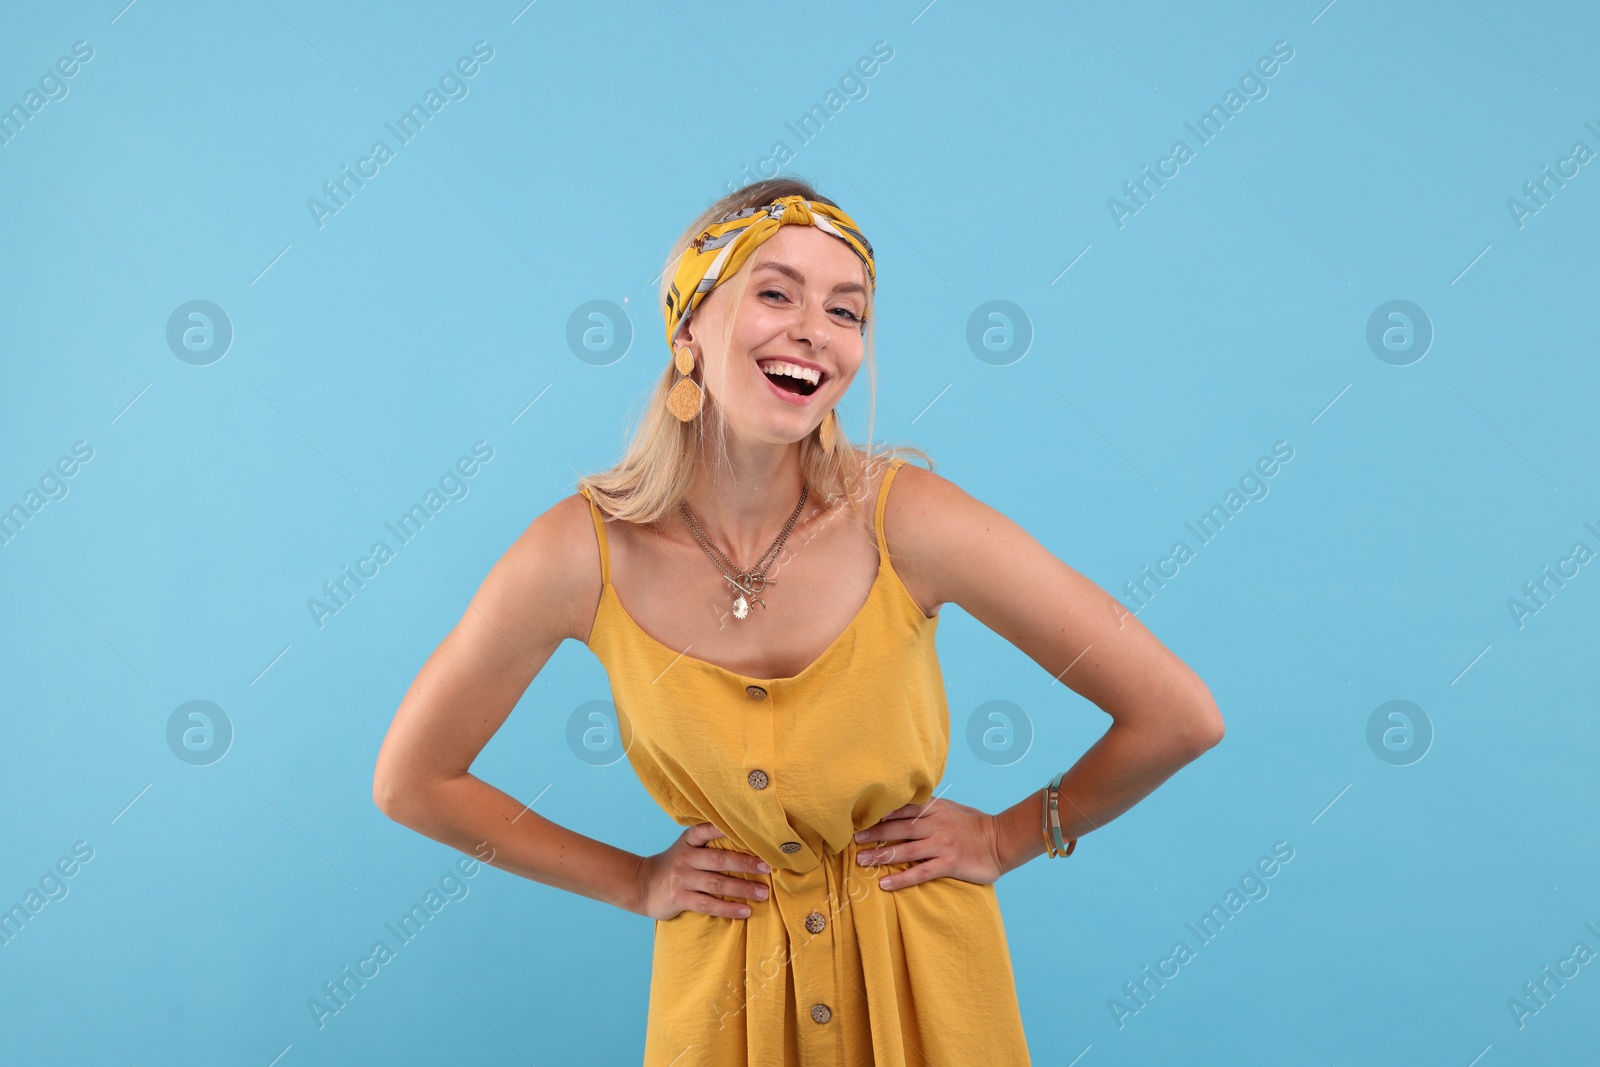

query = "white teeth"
757;359;821;385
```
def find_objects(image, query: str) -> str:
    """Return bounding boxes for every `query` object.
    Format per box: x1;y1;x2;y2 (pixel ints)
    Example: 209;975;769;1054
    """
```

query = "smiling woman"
374;175;1224;1066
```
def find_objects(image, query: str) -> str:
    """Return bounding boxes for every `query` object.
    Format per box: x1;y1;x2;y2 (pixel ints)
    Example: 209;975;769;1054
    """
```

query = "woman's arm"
864;465;1224;884
372;495;647;914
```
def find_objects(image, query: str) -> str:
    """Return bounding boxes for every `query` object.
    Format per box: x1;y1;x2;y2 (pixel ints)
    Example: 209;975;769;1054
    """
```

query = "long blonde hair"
577;176;932;533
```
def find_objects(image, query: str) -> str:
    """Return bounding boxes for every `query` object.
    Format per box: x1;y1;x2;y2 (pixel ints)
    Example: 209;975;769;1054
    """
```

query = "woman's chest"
606;515;883;681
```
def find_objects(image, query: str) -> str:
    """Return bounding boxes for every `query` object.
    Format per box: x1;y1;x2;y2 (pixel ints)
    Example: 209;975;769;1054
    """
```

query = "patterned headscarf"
663;194;876;350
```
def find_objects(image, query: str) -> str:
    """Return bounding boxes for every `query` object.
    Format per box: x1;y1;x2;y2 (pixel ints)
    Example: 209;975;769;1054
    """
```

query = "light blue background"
3;1;1596;1063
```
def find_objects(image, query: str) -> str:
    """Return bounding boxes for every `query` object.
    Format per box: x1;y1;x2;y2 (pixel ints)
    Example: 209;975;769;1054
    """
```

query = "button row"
745;766;802;855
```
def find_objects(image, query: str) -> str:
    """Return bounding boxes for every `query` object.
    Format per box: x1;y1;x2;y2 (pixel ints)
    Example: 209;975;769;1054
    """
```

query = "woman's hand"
634;822;772;921
853;798;1005;891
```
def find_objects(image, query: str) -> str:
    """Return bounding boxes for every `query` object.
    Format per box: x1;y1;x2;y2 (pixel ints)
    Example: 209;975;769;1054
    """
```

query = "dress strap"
577;486;611;586
873;457;907;557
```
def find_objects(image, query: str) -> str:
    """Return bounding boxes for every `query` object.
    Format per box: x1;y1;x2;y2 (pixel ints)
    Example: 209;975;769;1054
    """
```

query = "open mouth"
758;360;826;397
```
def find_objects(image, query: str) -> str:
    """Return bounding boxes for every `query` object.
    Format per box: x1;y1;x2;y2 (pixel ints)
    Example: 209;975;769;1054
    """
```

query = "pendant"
724;572;775;621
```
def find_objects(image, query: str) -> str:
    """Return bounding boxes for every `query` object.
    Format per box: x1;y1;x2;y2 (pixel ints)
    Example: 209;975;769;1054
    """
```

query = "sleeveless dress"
579;457;1033;1066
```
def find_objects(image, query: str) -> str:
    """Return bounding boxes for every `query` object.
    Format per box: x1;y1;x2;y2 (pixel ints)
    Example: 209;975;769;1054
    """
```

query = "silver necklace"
680;483;809;621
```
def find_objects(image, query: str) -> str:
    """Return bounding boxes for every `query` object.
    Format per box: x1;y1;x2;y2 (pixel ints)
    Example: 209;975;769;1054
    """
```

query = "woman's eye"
760;289;861;324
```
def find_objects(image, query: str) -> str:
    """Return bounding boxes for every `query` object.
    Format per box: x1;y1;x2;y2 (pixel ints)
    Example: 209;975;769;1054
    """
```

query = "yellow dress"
579;458;1033;1066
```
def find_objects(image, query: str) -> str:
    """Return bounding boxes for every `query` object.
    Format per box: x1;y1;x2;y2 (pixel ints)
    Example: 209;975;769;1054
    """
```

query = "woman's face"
681;224;870;446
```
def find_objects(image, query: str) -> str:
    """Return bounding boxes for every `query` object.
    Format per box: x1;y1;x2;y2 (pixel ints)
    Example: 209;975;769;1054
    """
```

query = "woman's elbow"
372;772;399;820
372;761;414;822
1183;683;1225;753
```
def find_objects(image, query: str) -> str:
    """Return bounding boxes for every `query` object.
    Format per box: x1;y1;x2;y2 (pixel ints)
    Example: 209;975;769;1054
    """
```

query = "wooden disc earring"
818;408;838;451
666;344;703;422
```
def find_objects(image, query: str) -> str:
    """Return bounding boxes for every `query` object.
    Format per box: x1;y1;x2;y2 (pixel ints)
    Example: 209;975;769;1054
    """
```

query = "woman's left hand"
852;798;1003;891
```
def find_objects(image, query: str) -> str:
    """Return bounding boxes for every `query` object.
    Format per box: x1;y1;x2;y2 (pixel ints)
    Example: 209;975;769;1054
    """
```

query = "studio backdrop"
1;1;1595;1063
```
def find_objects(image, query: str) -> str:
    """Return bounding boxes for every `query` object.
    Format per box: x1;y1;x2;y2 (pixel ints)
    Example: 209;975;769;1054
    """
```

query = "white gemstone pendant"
733;595;750;620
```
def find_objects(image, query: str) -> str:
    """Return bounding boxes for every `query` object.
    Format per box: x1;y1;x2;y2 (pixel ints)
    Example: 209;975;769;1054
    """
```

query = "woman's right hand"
634;822;771;921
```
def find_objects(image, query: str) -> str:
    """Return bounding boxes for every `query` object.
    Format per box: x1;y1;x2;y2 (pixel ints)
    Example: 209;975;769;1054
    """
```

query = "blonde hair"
576;176;932;532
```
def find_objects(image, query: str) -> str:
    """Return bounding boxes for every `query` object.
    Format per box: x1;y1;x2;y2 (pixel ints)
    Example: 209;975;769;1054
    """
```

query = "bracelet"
1041;770;1078;859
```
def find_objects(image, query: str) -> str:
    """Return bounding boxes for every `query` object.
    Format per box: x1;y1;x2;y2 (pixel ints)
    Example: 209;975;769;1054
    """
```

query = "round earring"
666;344;703;422
819;408;838;451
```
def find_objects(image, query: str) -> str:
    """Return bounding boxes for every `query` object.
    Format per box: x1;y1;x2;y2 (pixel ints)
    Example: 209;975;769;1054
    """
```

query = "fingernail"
880;877;893;889
857;853;870;865
853;831;866;841
756;888;769;900
757;861;771;873
738;907;751;917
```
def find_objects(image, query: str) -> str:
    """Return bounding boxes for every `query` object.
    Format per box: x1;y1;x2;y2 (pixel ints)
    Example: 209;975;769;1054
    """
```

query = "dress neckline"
598;552;930;685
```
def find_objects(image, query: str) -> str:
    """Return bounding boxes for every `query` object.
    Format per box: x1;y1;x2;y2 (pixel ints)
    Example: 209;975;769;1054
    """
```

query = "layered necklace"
679;483;809;621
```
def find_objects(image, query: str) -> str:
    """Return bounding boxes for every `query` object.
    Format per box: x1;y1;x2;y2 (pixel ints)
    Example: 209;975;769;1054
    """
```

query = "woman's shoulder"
873;454;963;618
491;491;606;645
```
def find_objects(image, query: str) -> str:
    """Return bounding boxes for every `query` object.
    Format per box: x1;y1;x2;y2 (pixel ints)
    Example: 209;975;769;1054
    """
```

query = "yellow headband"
663;194;876;351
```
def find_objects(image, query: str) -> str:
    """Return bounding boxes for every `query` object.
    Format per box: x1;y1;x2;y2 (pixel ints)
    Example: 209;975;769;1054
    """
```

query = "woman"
373;177;1224;1064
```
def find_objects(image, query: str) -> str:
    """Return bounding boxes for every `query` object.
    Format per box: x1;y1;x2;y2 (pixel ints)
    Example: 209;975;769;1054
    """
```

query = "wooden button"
779;841;801;854
747;769;769;790
810;1003;832;1024
746;685;768;700
805;910;826;934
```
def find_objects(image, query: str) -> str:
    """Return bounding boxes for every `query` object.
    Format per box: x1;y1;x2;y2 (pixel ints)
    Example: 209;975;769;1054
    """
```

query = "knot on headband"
663;194;876;350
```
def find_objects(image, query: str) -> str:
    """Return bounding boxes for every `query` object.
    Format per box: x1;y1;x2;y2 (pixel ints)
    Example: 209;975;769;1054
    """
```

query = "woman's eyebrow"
753;260;867;296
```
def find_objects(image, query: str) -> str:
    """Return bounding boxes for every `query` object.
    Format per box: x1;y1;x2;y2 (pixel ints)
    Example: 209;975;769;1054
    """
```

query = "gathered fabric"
580;457;1032;1065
